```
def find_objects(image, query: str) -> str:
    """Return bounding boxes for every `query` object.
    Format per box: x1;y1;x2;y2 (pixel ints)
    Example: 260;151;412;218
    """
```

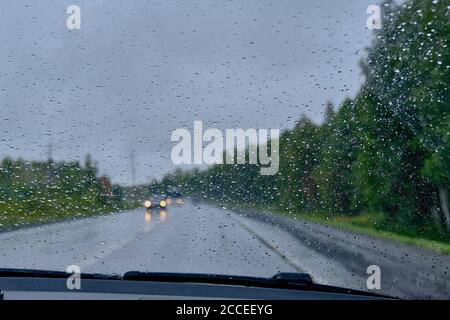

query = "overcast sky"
0;0;379;185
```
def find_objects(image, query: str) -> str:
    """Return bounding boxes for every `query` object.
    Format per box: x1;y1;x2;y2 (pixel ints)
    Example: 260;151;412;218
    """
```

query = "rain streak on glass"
0;0;449;299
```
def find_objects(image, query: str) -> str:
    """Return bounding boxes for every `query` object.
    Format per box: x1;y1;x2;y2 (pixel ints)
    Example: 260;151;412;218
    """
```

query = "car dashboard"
0;276;385;300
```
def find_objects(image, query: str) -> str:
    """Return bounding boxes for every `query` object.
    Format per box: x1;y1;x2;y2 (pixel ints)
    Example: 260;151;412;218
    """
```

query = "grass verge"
266;208;450;254
0;202;141;232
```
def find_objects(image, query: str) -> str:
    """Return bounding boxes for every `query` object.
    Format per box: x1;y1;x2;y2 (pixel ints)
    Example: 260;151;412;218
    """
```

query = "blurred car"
144;196;168;210
165;188;183;204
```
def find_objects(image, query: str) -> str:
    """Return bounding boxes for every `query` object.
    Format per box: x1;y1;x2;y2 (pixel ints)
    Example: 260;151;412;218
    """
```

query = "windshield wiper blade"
271;272;313;284
0;268;312;287
0;268;68;278
123;271;391;298
123;271;313;288
0;268;120;280
122;271;319;291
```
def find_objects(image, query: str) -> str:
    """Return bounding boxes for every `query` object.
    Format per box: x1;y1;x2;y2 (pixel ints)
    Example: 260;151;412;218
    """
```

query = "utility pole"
129;149;136;185
45;140;54;185
47;142;53;163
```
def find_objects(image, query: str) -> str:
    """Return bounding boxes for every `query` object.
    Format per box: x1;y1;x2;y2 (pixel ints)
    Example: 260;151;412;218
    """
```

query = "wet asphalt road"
0;201;449;299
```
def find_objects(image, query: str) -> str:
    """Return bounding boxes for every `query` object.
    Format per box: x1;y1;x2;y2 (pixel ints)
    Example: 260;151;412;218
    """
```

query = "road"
0;201;449;299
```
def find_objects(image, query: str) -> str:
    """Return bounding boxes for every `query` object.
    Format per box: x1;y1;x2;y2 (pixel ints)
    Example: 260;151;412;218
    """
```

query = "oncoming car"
144;197;168;210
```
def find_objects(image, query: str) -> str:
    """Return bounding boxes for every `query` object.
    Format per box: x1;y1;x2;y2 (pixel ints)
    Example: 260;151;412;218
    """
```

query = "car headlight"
159;200;167;208
144;200;152;209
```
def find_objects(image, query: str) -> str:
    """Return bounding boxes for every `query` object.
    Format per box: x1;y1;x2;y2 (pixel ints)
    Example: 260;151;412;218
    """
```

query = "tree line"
152;0;450;237
0;154;125;226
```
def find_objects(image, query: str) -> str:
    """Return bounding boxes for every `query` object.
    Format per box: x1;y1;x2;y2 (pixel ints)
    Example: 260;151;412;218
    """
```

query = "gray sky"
0;0;379;185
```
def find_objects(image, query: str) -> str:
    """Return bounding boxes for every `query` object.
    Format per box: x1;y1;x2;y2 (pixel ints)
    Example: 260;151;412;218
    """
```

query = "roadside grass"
0;201;141;231
225;200;450;254
266;208;450;254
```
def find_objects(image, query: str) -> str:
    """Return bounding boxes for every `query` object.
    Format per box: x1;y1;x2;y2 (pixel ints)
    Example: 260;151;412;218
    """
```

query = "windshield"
0;0;449;299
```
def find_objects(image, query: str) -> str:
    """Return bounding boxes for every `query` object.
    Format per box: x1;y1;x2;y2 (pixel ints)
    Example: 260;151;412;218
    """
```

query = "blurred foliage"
0;155;128;228
153;0;450;240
